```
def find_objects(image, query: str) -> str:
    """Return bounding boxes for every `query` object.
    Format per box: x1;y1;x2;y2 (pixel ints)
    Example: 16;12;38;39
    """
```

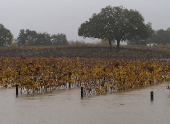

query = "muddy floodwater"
0;83;170;124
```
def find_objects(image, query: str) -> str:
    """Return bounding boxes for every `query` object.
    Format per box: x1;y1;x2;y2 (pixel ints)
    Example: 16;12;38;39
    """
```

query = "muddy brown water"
0;83;170;124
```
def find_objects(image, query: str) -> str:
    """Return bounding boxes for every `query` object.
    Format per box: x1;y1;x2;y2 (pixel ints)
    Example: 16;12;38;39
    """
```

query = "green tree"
78;6;152;50
51;33;68;45
17;29;38;46
35;33;51;46
17;29;68;46
26;30;37;46
127;22;153;45
151;28;170;45
0;24;13;46
17;30;51;46
17;29;26;46
167;27;170;44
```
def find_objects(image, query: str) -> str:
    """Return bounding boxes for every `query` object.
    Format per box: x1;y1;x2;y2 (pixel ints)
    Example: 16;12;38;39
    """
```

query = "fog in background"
1;0;170;43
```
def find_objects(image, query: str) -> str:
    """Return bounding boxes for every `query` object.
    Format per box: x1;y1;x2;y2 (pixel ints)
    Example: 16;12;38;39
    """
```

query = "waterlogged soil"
0;83;170;124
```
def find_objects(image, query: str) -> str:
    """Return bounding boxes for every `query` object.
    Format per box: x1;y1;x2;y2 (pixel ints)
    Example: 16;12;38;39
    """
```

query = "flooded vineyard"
0;57;170;124
0;83;170;124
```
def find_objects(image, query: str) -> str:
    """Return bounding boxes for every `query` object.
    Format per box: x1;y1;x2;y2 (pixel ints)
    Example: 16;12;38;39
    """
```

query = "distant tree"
51;33;68;45
127;22;153;45
78;6;152;50
17;29;37;46
17;29;68;46
0;24;13;46
167;27;170;43
26;30;37;46
17;29;26;46
151;28;170;45
35;33;51;46
17;30;52;46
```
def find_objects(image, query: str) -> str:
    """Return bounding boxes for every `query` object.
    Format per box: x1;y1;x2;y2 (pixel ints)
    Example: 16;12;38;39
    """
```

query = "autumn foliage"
0;56;170;95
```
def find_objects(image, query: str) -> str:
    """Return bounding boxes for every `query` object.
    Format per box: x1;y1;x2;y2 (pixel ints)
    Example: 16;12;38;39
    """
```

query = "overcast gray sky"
0;0;170;42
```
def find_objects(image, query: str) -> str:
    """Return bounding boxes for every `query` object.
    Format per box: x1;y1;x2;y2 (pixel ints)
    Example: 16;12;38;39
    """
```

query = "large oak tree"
78;6;152;50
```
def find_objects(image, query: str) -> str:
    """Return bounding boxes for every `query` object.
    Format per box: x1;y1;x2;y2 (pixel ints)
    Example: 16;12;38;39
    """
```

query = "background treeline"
0;24;68;47
17;29;68;46
0;23;170;47
150;27;170;45
128;27;170;45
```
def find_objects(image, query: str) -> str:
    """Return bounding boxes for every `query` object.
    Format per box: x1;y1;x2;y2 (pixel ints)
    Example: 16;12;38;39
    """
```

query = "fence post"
81;87;84;98
81;82;84;98
150;91;154;100
16;84;19;96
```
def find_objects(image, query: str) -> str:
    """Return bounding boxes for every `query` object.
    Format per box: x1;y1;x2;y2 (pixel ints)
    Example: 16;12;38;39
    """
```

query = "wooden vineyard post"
81;87;84;98
16;69;21;96
81;82;84;98
150;91;154;101
68;72;72;89
16;84;19;96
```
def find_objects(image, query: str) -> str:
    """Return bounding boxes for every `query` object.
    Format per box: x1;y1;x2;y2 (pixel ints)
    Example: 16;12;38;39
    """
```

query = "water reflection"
0;83;170;124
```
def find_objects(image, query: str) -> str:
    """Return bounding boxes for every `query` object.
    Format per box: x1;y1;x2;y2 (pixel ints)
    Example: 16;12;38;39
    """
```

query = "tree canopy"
0;24;13;46
150;27;170;45
78;6;152;50
17;29;37;46
51;33;68;45
127;22;153;45
17;29;68;46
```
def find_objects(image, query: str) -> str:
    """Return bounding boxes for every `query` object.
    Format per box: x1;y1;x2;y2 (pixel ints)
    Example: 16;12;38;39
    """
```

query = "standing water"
0;83;170;124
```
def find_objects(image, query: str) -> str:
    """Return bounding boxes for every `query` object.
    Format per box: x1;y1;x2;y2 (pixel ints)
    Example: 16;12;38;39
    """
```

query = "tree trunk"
108;40;112;50
116;40;120;51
